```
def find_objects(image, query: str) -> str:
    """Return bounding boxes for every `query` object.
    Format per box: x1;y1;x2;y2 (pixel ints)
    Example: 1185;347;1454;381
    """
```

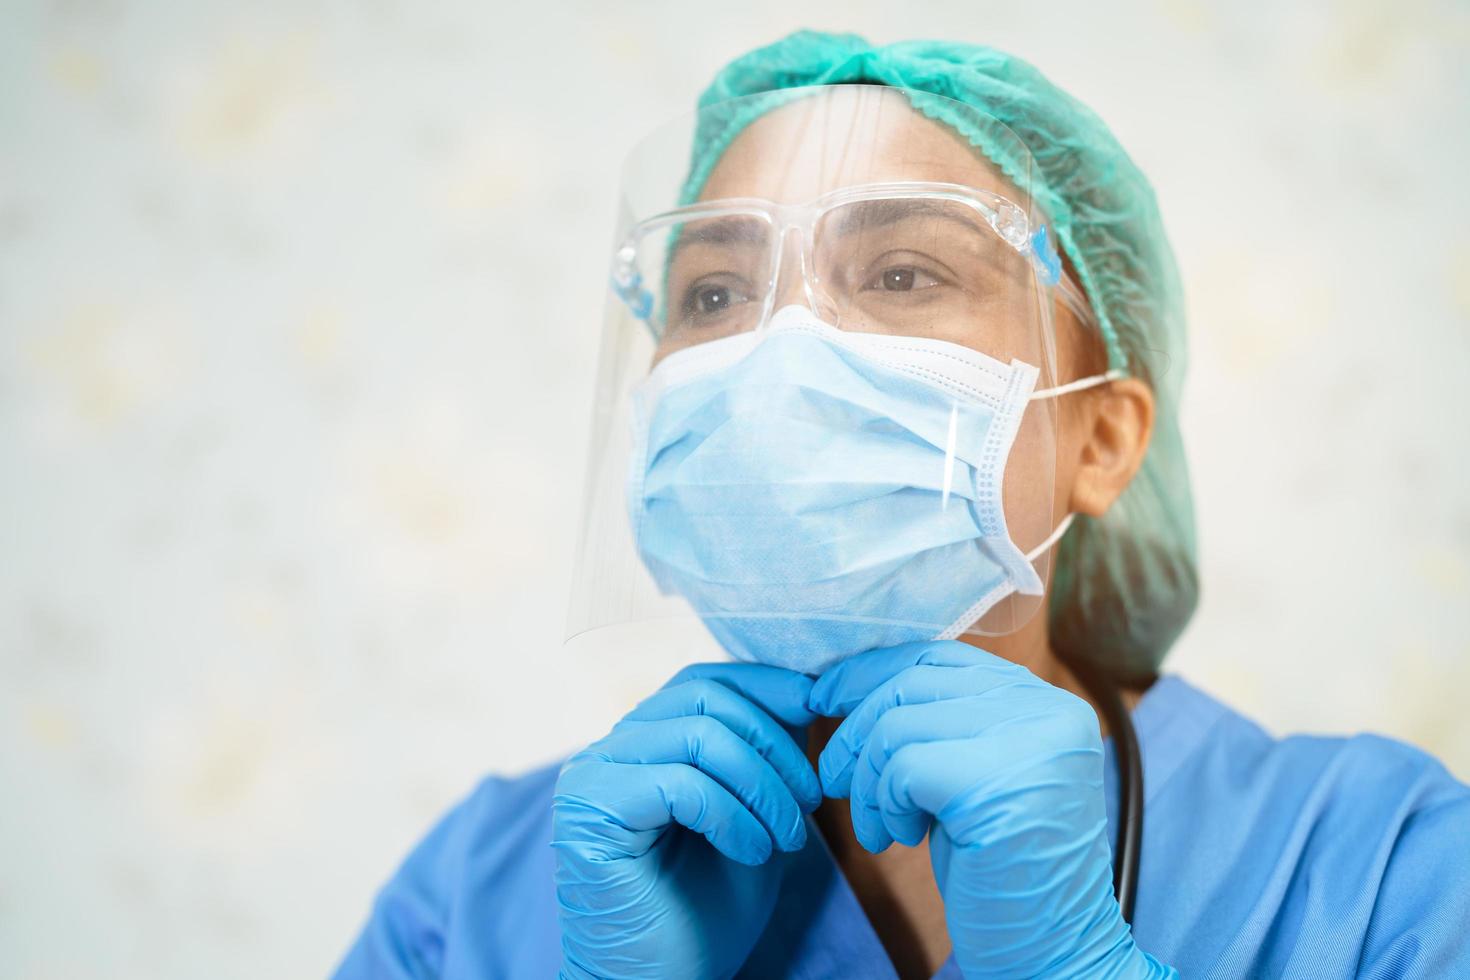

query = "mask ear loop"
1030;369;1124;400
1024;343;1116;559
1024;511;1074;563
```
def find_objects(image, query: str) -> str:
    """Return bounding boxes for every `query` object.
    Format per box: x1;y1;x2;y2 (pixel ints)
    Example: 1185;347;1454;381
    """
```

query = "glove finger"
590;716;808;852
849;795;893;854
881;801;934;850
846;703;939;852
843;688;1077;854
625;678;821;812
877;728;1102;847
809;641;1018;717
876;741;967;850
850;697;1041;850
664;662;817;730
853;694;1042;798
901;699;1105;845
554;761;774;865
818;667;1032;796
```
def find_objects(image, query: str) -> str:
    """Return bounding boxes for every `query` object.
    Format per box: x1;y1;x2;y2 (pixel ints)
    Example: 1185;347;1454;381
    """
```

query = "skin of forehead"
698;86;1025;207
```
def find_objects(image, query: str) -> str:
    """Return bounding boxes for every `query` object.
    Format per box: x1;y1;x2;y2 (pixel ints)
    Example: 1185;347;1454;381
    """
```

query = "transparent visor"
569;85;1078;671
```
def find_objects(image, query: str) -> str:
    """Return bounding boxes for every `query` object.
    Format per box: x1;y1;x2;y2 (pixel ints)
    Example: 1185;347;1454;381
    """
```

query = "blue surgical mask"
627;305;1079;675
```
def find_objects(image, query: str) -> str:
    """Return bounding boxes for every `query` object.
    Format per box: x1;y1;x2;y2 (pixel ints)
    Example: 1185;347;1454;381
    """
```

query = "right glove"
810;642;1176;979
552;662;822;980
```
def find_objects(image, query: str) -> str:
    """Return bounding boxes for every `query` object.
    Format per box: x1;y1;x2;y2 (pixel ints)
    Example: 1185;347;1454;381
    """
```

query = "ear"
1067;377;1155;517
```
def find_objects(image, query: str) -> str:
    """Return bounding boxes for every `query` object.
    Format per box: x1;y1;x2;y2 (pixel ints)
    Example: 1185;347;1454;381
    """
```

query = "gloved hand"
809;641;1176;979
553;662;821;980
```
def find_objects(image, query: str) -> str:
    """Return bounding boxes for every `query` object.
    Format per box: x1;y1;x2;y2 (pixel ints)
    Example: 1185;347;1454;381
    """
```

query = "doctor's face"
665;85;1096;576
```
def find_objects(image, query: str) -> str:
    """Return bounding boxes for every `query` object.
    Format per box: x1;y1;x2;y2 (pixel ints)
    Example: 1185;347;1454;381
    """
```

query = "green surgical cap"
686;31;1198;680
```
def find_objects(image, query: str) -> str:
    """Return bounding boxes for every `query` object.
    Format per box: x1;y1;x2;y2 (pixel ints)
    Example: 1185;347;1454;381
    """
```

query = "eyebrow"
666;215;770;269
827;198;992;239
660;199;1000;271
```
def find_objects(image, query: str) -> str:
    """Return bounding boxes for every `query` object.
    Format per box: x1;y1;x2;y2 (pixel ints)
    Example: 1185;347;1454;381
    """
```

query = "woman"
334;32;1470;979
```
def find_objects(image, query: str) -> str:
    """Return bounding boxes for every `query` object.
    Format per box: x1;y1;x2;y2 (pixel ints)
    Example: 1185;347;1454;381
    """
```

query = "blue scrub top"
333;676;1470;978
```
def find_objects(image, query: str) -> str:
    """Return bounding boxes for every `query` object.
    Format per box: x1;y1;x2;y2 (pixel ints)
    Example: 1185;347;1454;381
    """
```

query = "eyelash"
861;264;941;293
680;275;755;319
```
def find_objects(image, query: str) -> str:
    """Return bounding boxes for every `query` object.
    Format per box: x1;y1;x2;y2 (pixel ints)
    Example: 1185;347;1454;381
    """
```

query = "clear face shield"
568;85;1097;674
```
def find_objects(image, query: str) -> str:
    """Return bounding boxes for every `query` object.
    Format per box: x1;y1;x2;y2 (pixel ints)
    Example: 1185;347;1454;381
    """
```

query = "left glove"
809;641;1176;979
553;662;821;979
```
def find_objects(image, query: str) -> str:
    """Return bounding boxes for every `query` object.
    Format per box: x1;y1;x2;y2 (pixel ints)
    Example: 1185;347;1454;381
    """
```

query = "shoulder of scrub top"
332;759;566;979
1143;675;1470;962
438;758;564;874
1123;675;1470;976
1158;675;1470;816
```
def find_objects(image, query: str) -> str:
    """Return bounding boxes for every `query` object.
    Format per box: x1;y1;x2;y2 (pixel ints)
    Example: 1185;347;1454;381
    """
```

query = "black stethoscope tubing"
1060;653;1143;924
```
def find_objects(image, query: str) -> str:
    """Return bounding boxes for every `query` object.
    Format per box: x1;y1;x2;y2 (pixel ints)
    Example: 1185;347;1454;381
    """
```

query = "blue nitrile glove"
809;641;1176;979
552;662;822;980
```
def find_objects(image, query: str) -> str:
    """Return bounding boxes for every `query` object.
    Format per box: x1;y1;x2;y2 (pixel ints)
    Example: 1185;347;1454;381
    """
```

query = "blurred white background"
2;1;1468;976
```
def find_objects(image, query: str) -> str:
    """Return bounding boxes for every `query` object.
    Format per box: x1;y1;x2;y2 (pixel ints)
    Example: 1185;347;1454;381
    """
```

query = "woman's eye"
681;278;751;320
695;285;735;313
866;265;940;293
